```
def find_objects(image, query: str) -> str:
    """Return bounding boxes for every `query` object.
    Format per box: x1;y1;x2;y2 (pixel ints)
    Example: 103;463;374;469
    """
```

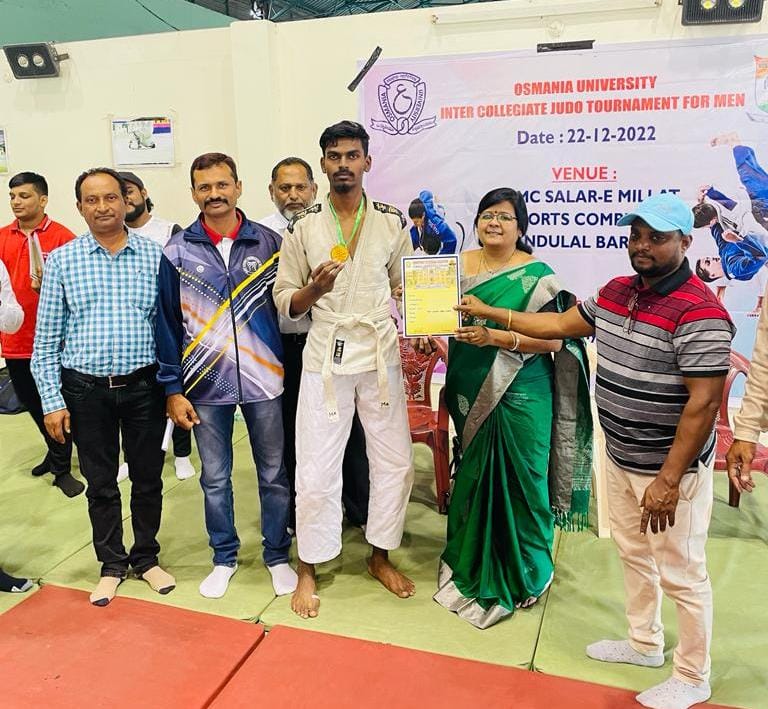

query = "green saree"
433;260;592;629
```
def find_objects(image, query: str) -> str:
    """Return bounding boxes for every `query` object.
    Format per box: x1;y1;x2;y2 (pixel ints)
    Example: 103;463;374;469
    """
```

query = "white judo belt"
312;303;392;422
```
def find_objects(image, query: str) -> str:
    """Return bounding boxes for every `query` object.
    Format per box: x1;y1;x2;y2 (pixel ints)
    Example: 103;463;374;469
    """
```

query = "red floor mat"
211;625;735;709
0;585;264;709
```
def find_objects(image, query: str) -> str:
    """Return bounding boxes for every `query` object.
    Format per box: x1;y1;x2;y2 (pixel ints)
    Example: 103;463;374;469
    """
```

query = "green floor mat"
0;413;44;471
535;478;768;709
0;417;91;577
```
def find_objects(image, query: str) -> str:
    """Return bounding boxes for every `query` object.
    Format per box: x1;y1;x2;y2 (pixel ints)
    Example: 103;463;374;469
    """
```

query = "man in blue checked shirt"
31;168;174;607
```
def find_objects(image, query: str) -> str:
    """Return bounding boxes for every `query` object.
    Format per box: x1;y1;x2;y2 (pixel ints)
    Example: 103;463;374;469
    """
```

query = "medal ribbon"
328;194;365;254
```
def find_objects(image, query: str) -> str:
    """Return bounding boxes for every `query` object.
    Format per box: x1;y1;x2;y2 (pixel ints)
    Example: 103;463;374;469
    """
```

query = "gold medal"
331;244;349;262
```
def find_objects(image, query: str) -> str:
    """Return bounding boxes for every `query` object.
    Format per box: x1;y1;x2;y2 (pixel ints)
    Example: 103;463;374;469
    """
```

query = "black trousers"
281;333;370;528
124;423;190;458
171;425;192;458
6;358;72;476
62;367;166;577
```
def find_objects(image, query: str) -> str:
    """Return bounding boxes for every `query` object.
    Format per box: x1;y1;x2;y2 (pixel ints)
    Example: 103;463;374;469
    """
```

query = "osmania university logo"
370;72;437;136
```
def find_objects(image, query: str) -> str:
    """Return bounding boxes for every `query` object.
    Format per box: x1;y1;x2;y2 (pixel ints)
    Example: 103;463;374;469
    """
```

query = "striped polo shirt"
578;259;734;475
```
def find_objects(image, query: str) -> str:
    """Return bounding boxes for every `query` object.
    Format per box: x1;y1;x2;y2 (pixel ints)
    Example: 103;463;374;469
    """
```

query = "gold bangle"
507;308;512;330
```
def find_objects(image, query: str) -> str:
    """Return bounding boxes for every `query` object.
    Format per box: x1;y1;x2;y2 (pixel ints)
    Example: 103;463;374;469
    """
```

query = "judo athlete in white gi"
273;121;415;618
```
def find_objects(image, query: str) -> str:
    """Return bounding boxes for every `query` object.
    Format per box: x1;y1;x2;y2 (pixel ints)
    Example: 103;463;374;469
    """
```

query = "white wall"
0;27;236;232
1;0;766;230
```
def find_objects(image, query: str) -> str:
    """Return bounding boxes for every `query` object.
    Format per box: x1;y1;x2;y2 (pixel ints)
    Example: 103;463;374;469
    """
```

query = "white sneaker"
586;639;664;667
174;456;196;480
117;463;129;483
199;564;237;599
636;677;712;709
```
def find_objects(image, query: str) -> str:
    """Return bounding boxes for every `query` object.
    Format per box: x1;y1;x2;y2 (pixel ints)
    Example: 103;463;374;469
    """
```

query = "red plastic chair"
714;349;768;507
399;336;451;514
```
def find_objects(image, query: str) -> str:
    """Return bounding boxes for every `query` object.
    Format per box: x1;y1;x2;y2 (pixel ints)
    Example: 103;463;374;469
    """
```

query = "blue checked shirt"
31;231;162;414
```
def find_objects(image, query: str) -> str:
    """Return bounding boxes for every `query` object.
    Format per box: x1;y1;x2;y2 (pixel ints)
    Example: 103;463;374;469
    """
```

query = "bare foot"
290;560;320;619
515;574;553;609
367;548;415;598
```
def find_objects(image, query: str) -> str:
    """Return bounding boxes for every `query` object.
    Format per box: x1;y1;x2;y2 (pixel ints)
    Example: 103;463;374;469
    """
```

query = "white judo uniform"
273;195;414;564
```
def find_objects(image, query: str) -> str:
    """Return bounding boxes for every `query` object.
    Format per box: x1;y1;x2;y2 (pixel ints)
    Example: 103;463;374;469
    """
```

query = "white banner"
361;37;768;360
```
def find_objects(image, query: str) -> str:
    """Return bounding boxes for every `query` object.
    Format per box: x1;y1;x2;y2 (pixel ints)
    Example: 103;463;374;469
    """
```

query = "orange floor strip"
0;585;264;709
211;625;736;709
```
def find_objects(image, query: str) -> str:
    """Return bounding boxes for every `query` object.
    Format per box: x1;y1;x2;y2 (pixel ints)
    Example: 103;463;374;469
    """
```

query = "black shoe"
31;456;50;477
53;472;85;498
0;568;34;593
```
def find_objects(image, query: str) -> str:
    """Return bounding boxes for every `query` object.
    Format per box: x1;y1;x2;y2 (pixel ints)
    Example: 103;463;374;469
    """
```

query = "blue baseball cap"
617;193;694;236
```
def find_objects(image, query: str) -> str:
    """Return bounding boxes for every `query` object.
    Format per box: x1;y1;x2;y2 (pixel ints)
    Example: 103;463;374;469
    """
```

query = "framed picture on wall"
0;128;8;175
111;116;174;167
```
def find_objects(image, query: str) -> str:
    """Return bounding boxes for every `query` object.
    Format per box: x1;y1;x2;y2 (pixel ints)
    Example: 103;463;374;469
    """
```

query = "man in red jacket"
0;171;82;497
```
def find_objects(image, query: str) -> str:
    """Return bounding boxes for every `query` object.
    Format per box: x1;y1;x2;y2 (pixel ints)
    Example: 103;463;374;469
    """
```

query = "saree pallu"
434;261;591;629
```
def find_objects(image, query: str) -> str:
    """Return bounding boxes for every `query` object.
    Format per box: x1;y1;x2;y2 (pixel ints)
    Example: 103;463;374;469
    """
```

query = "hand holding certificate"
401;255;460;337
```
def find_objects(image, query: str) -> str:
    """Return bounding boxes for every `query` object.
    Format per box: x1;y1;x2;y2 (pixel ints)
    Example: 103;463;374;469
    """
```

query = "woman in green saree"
433;188;591;629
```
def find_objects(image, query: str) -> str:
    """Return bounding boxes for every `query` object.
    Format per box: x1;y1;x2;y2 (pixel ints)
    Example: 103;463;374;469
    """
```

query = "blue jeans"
193;398;291;567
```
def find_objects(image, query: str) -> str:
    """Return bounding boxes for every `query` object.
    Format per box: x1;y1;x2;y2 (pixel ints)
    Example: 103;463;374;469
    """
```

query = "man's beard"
333;182;353;194
630;255;677;279
125;200;147;223
280;203;308;220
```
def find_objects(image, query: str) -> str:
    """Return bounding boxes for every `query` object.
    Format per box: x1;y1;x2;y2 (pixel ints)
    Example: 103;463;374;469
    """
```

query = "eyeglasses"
479;211;517;223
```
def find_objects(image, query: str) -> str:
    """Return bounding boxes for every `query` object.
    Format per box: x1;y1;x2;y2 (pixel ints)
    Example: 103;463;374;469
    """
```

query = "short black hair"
190;152;239;187
408;198;425;219
75;168;127;202
9;172;48;197
474;187;532;254
693;202;717;229
319;121;370;156
695;258;718;282
271;157;314;183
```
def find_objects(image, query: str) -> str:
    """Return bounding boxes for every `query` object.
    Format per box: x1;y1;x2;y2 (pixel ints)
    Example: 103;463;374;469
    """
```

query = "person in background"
408;190;457;255
0;172;80;497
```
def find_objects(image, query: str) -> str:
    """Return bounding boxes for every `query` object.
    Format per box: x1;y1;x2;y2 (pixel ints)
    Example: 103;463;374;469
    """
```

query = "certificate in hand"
401;255;460;337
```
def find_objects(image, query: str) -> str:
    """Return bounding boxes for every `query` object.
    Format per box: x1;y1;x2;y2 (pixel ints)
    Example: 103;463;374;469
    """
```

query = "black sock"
0;568;33;593
53;472;85;498
31;455;50;477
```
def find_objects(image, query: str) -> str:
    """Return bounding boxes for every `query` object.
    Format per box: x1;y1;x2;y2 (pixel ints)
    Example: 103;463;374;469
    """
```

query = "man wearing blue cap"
455;193;734;709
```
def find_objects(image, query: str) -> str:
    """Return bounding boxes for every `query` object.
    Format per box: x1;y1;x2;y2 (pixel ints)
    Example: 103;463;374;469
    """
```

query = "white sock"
586;639;664;667
636;677;711;709
174;456;196;480
268;563;298;596
117;462;129;483
199;564;237;598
